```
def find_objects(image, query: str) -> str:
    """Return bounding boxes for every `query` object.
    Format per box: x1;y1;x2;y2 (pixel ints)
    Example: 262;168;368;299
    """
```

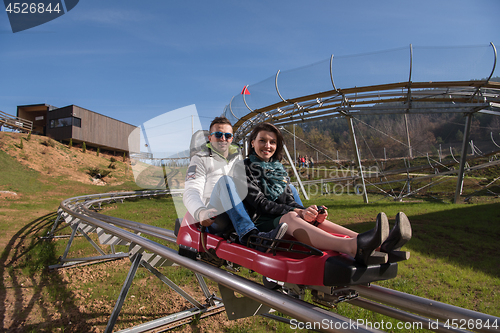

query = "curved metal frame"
470;42;497;101
242;85;254;112
407;44;413;107
450;146;460;164
329;54;338;92
449;146;470;170
275;69;288;103
492;132;500;149
227;95;240;121
486;42;497;83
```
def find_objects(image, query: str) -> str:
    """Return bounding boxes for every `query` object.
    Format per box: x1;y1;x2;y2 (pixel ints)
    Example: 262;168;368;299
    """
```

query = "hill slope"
0;132;134;193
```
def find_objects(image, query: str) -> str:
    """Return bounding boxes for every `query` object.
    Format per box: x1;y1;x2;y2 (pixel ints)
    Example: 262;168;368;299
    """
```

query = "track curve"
57;190;381;333
53;190;500;333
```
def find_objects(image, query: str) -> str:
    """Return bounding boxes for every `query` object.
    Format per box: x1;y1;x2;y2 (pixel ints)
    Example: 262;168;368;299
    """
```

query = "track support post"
218;284;271;320
454;113;473;203
283;144;309;201
45;211;63;238
346;116;369;203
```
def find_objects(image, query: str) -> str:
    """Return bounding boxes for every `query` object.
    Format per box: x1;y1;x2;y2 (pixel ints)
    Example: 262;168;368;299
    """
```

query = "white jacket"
183;143;245;221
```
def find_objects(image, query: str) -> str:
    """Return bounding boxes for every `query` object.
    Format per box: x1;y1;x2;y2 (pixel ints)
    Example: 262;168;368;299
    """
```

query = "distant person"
242;122;412;265
309;156;314;168
183;116;288;252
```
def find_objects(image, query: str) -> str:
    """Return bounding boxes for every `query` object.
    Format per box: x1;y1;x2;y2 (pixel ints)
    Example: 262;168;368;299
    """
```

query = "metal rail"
0;109;33;133
52;190;500;332
353;285;499;333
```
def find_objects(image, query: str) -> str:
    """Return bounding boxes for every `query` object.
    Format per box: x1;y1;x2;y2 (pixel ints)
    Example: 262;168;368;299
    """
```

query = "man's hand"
199;208;218;227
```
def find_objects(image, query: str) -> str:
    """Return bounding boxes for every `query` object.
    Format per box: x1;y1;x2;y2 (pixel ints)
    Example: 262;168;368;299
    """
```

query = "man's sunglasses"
210;132;233;140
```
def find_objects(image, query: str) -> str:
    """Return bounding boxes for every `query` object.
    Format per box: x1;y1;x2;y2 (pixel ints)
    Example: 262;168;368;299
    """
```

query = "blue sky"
1;0;499;129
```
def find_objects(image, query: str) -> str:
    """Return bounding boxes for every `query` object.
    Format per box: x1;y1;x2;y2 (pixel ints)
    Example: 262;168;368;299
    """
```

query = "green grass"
101;196;177;227
0;150;45;194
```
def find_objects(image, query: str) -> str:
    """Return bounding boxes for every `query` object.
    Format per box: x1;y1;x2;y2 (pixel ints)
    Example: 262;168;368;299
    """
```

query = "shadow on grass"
343;202;500;278
0;212;95;332
403;202;500;278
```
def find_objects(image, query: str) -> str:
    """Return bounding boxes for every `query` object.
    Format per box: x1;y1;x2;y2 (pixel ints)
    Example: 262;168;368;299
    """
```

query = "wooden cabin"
17;104;136;153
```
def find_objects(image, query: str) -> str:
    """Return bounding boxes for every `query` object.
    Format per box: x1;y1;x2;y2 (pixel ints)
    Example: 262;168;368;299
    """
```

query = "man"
182;116;287;251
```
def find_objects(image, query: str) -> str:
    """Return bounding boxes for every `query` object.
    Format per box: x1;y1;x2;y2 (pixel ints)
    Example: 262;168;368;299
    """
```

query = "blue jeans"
207;176;257;242
288;184;303;206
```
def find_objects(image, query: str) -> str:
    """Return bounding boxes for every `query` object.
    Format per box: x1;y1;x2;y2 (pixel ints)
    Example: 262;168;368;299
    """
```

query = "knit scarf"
249;153;288;201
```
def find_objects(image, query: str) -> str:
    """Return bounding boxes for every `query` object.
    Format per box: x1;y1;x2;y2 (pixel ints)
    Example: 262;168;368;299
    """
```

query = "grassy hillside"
0;132;135;188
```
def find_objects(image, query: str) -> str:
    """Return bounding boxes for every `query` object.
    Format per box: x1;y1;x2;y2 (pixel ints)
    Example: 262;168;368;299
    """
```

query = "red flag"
241;86;250;95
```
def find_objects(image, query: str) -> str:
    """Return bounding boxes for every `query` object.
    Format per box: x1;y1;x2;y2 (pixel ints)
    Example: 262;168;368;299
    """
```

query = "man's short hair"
209;116;232;132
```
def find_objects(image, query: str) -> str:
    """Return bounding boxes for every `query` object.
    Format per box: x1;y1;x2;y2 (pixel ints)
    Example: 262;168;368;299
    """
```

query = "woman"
242;123;411;266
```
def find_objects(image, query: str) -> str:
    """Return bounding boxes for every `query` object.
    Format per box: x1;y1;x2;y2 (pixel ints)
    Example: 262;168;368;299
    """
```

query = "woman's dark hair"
247;122;284;161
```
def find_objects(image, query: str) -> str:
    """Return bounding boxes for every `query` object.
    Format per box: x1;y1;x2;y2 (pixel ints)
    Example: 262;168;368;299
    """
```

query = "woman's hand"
301;205;319;223
316;205;328;223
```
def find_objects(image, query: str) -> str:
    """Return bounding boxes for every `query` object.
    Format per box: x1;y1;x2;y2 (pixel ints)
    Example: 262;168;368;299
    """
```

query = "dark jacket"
243;158;304;221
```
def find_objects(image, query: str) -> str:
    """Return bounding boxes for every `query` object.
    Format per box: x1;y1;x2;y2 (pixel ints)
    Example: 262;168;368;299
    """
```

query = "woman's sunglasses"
210;132;233;140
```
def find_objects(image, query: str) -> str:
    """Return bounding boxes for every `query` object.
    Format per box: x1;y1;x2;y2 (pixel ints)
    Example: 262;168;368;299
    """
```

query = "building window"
50;117;71;128
50;116;82;128
73;117;81;127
